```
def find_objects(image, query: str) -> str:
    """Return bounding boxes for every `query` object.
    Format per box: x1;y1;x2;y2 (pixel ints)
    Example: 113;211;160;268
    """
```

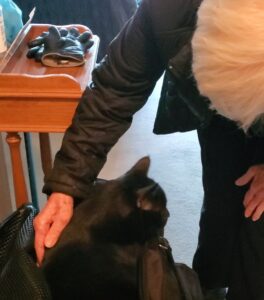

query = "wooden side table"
0;24;99;208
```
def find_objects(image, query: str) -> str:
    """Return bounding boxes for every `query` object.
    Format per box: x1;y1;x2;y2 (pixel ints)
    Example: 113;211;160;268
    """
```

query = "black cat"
41;157;169;300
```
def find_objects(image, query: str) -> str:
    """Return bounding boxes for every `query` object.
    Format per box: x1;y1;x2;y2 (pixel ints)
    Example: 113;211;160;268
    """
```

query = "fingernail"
45;239;53;248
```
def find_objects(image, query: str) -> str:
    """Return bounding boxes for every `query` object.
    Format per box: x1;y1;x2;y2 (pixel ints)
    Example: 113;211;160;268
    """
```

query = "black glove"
27;26;94;67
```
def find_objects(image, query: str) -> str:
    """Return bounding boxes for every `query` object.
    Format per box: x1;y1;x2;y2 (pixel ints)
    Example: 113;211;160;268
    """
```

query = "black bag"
0;205;51;300
138;237;204;300
0;207;202;300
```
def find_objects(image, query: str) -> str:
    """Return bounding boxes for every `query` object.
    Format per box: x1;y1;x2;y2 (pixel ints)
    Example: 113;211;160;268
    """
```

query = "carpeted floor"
99;78;203;266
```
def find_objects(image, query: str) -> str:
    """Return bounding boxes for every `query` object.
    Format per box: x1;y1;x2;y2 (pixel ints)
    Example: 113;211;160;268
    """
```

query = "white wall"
0;133;13;221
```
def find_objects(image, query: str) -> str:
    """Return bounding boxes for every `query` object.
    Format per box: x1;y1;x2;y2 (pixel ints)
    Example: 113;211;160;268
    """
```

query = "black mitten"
27;26;94;67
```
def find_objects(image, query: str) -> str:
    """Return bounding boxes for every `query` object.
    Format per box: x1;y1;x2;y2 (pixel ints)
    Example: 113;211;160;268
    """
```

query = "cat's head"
80;157;169;244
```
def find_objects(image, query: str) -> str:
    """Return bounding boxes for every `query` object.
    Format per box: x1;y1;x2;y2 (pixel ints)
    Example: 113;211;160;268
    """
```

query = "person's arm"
34;0;164;264
44;0;164;199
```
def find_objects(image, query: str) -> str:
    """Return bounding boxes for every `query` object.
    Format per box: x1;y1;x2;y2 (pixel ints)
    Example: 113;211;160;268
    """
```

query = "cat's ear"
136;183;157;210
116;156;150;184
125;156;150;177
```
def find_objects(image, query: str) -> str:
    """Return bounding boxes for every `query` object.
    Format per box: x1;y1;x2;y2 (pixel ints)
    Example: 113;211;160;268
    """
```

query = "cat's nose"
161;208;170;223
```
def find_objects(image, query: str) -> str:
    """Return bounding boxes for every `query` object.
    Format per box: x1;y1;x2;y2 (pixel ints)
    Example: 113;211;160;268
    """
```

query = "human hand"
33;193;74;265
235;165;264;221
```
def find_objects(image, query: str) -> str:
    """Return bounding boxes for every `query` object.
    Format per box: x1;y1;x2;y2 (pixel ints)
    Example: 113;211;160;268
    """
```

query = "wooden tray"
0;24;99;132
0;23;99;97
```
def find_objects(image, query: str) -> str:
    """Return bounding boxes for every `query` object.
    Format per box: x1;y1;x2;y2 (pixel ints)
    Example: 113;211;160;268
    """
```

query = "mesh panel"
0;205;31;270
0;204;51;300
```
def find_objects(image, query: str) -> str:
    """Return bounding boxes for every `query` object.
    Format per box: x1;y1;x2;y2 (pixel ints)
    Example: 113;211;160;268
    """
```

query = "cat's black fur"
41;157;169;300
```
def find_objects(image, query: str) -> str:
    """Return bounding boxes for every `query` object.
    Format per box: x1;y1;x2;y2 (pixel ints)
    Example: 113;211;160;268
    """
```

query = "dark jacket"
44;0;212;198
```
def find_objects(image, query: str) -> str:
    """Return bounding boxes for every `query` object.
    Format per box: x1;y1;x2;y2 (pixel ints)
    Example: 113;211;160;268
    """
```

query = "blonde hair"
192;0;264;131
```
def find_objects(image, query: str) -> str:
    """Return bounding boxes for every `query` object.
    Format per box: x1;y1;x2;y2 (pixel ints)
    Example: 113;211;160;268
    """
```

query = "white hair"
192;0;264;131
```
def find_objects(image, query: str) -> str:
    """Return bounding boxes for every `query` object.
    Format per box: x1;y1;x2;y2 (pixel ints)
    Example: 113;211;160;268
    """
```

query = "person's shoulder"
146;0;201;13
143;0;201;31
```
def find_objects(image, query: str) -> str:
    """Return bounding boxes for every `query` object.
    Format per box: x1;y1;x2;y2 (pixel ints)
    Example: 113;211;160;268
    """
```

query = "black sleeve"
43;0;165;199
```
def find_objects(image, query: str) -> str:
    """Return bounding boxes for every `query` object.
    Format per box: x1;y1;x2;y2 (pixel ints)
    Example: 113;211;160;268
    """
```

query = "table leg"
6;132;28;208
39;133;52;179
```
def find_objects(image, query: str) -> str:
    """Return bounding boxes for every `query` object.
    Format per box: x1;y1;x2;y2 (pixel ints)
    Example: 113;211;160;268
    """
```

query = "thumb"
44;214;71;248
235;168;256;186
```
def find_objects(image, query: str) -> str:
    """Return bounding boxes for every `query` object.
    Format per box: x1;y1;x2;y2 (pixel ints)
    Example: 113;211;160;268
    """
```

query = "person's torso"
148;0;214;134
